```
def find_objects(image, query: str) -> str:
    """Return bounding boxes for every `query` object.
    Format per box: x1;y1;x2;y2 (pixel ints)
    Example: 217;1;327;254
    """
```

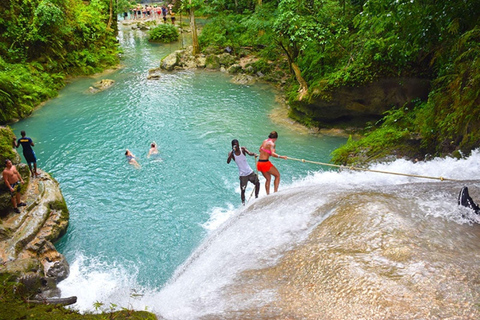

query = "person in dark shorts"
3;159;25;213
162;5;167;23
16;130;38;177
227;139;260;205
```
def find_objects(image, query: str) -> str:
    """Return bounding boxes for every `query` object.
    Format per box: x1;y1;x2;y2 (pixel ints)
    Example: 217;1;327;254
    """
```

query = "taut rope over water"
285;156;462;182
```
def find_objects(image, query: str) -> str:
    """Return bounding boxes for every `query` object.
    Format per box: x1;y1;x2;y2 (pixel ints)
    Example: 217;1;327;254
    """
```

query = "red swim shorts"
257;160;273;172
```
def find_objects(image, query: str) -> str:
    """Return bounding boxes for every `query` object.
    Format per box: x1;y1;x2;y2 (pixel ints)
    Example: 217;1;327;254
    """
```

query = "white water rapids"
60;150;480;319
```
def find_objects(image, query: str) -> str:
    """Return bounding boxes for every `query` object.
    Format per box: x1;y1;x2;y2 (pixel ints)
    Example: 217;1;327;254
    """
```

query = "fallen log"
27;296;77;306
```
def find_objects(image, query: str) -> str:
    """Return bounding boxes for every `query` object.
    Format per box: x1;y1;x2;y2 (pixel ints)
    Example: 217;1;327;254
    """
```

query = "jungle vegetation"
0;0;122;124
0;0;479;162
196;0;480;163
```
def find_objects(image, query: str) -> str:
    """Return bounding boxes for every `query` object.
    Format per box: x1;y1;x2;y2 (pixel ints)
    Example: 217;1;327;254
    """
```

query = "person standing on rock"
16;131;38;177
227;139;260;205
3;159;26;214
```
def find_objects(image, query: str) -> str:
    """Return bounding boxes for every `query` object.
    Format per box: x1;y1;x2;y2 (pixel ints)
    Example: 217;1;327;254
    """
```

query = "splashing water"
11;23;480;319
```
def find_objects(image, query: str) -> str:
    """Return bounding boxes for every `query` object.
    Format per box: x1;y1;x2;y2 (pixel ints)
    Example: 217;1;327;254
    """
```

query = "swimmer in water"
147;142;159;158
125;149;141;168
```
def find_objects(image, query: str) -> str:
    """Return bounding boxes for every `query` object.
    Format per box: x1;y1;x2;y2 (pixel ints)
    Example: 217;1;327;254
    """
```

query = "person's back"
17;135;34;154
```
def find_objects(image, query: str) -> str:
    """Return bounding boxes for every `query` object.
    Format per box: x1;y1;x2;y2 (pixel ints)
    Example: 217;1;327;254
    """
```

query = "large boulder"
291;77;431;126
0;169;70;296
205;55;221;69
161;50;183;71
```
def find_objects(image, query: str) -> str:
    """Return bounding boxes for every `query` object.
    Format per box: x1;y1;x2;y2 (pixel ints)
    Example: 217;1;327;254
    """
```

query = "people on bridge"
257;131;287;195
3;159;25;214
16;130;38;177
227;139;260;205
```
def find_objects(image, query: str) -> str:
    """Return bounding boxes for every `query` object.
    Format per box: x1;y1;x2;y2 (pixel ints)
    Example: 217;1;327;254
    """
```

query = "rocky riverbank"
0;163;71;301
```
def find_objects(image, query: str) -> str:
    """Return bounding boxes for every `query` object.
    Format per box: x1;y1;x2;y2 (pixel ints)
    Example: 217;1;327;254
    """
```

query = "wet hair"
151;143;156;148
231;139;239;147
21;130;26;136
268;131;278;139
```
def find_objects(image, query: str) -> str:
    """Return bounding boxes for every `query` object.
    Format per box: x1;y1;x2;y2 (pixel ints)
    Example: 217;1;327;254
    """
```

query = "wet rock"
227;64;243;74
291;77;431;126
0;167;70;293
231;74;256;85
88;79;115;94
147;68;162;80
161;50;182;71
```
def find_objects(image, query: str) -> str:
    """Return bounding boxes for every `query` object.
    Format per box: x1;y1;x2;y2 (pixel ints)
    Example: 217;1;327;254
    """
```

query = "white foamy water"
59;150;480;318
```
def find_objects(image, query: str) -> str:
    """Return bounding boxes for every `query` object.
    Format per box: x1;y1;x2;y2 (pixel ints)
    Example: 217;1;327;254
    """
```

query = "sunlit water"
12;23;480;319
10;23;348;314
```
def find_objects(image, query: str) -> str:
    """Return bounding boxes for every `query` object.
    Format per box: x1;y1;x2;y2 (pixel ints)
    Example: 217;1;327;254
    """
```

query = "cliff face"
289;78;431;127
0;168;70;298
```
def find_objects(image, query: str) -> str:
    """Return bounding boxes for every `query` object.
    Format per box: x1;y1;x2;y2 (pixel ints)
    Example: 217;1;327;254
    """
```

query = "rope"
284;156;462;182
247;155;259;203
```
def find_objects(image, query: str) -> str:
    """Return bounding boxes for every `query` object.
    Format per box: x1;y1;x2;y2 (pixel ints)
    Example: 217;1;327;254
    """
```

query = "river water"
11;24;480;319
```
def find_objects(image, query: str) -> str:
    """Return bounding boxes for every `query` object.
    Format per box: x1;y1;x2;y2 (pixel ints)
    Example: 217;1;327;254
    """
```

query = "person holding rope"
227;139;260;205
257;131;287;195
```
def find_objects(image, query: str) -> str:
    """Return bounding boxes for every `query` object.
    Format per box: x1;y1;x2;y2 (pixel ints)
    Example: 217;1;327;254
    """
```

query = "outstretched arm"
242;147;258;157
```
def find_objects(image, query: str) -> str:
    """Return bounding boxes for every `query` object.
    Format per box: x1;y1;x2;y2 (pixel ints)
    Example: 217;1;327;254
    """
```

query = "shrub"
149;24;179;43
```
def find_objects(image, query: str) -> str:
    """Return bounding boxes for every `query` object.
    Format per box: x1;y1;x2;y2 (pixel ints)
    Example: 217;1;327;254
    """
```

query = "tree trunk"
277;40;308;100
27;296;77;306
107;0;114;30
189;0;200;55
291;62;308;100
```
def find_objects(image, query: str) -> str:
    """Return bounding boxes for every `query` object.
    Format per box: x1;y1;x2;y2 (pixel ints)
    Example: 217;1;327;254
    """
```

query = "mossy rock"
218;53;236;67
0;126;20;165
227;64;243;74
205;55;220;69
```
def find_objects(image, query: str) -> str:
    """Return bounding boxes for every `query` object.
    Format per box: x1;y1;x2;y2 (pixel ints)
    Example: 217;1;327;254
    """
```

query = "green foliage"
419;27;480;155
199;0;480;159
331;102;425;165
0;0;120;124
199;4;276;52
0;127;17;165
0;57;63;123
149;24;179;43
0;274;157;320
